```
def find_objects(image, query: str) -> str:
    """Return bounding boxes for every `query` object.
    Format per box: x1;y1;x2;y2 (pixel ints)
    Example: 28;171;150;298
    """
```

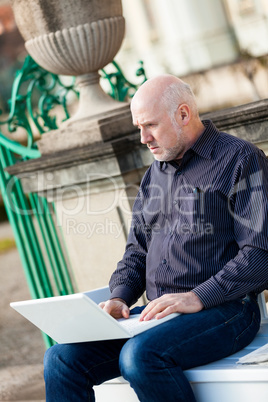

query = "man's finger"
99;300;130;319
140;300;164;321
121;305;130;318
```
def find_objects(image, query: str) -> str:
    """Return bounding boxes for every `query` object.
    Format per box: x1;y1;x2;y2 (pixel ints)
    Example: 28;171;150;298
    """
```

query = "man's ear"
177;104;191;125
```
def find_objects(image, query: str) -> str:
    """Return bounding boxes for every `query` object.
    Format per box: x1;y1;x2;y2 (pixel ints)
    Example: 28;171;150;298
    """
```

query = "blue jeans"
44;295;260;401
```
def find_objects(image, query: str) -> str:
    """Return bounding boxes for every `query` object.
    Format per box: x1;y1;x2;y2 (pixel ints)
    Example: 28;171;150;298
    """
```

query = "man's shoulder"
142;161;159;176
216;130;265;160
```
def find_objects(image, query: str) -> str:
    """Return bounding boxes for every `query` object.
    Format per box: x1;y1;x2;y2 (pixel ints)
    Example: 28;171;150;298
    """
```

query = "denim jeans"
44;295;260;402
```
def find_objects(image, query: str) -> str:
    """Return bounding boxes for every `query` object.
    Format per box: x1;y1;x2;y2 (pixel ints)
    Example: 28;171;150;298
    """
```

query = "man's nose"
140;127;153;144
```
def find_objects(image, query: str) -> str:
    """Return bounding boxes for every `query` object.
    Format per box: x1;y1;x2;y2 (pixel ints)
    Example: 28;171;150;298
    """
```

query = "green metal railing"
0;55;146;347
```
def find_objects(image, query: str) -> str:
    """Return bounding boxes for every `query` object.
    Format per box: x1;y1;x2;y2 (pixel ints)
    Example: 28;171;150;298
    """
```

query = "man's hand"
140;292;204;321
99;298;130;319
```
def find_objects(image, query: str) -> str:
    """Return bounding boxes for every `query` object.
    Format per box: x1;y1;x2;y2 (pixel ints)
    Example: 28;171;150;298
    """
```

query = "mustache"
147;142;158;148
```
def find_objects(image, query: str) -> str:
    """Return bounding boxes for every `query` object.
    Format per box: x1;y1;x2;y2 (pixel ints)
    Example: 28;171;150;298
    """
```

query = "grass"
0;238;16;253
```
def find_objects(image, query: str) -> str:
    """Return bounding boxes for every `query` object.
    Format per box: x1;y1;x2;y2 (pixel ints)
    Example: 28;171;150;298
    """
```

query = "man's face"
131;100;187;162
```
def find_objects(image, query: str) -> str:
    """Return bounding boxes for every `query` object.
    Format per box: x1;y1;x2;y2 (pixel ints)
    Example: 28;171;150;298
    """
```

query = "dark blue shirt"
110;120;268;308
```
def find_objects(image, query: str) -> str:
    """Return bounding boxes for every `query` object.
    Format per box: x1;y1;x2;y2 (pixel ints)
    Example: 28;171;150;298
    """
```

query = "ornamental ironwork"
0;55;147;160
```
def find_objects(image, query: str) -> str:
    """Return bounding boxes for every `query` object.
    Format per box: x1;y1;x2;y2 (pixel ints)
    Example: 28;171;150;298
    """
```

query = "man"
44;75;268;401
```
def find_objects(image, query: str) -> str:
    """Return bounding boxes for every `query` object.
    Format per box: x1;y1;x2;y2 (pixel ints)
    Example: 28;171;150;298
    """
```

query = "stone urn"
11;0;135;153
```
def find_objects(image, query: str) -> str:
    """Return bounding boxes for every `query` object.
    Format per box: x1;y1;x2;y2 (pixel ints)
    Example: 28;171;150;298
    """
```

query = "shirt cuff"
109;285;138;307
192;277;226;309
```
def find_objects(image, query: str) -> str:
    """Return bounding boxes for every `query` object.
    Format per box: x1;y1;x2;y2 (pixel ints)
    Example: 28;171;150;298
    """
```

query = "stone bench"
88;287;268;402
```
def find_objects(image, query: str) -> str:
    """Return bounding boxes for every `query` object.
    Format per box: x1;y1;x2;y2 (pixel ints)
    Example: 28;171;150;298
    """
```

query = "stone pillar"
121;0;162;77
224;0;268;57
151;0;238;75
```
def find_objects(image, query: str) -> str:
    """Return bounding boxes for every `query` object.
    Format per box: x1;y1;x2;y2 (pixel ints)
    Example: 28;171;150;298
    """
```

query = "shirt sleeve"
193;150;268;308
193;246;268;308
109;189;147;306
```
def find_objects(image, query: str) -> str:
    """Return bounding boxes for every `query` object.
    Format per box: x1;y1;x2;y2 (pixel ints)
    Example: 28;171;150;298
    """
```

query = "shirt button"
162;259;167;264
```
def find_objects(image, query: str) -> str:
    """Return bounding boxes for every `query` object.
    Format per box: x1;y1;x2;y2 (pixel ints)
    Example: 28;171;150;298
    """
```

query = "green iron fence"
0;55;146;347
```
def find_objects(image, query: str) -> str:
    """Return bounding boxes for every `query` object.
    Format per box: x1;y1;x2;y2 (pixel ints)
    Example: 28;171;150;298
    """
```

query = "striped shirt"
110;120;268;308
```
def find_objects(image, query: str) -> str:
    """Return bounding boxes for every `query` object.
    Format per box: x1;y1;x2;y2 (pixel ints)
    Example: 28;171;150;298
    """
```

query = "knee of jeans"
119;337;156;381
44;345;57;373
44;344;66;379
119;340;139;381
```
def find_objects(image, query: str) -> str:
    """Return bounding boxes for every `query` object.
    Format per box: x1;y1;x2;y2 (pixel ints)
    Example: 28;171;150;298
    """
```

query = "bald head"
131;74;199;122
132;75;178;106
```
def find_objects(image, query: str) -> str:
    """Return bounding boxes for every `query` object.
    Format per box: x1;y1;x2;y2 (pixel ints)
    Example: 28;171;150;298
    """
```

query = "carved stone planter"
11;0;135;152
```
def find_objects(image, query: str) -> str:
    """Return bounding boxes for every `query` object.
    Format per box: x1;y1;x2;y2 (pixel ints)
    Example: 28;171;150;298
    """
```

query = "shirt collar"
191;119;220;160
158;119;220;171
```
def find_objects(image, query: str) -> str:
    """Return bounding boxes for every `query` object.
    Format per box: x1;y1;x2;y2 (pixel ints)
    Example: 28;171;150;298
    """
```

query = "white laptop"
10;289;179;344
